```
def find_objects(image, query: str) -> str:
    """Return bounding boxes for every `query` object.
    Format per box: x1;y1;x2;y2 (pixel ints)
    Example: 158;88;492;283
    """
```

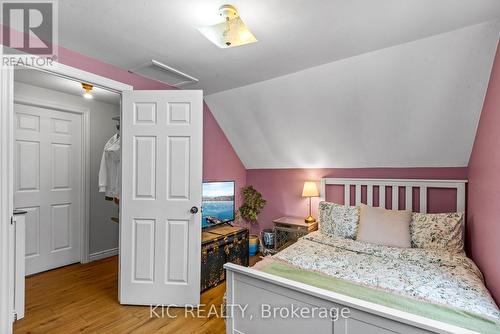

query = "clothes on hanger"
98;133;121;197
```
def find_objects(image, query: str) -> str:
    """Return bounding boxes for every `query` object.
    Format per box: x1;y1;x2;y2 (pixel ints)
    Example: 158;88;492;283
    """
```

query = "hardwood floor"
14;256;229;334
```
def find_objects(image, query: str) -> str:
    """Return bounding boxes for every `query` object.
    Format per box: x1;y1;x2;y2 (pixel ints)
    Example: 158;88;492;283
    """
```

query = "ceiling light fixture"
198;4;257;49
82;83;93;99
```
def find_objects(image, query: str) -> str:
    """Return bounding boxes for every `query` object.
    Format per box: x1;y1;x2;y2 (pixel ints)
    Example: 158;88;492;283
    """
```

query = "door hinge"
13;312;18;321
10;216;14;225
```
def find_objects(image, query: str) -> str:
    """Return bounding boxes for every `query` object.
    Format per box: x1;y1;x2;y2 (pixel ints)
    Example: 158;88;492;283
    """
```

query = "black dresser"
201;225;249;292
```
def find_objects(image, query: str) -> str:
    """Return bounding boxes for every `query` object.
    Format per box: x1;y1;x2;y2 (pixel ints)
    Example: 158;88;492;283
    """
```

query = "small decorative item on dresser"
302;181;320;223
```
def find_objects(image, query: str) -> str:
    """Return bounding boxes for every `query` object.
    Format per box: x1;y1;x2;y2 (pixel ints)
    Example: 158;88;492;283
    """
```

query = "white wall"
14;81;120;257
206;21;500;169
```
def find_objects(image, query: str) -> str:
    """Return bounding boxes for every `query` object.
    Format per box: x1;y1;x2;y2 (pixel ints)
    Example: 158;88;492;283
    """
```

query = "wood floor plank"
14;256;229;334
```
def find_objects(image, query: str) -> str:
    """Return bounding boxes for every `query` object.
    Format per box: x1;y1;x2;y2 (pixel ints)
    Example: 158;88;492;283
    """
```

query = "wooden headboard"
319;178;467;213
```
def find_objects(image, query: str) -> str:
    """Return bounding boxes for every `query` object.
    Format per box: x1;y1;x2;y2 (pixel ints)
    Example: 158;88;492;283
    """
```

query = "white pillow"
356;204;411;248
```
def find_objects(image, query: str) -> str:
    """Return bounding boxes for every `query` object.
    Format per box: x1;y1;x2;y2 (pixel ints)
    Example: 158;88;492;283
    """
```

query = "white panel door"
14;104;81;275
120;90;203;305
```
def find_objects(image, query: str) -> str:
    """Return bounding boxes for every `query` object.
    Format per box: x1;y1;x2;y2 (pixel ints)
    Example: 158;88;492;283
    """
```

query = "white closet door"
120;90;203;305
14;104;82;275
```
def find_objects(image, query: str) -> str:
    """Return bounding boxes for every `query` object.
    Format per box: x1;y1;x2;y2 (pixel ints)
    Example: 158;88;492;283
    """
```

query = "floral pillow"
319;201;360;239
410;212;464;253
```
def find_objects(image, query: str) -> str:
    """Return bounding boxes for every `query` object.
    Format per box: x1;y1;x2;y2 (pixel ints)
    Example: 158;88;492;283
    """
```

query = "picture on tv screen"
202;181;235;228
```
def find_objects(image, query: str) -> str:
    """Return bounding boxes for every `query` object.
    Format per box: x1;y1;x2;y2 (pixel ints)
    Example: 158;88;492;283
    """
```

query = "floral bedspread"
271;231;500;320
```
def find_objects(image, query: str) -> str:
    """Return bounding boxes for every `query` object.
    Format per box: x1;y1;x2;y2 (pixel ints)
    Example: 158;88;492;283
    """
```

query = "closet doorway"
13;68;122;275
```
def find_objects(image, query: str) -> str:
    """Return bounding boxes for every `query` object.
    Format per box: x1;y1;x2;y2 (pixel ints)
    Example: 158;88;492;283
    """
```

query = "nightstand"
273;216;318;251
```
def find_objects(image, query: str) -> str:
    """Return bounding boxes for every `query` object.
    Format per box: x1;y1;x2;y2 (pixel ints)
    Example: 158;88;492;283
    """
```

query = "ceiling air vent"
129;60;199;87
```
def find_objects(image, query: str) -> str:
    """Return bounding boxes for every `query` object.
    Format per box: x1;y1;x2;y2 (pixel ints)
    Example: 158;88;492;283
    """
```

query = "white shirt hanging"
98;133;121;197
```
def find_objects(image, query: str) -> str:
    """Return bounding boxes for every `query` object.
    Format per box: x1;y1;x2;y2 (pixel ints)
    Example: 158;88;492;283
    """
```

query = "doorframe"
1;62;15;334
14;94;91;264
0;59;132;334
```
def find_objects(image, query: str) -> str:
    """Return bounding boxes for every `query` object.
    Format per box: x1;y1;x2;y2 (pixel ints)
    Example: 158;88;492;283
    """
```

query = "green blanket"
260;261;500;334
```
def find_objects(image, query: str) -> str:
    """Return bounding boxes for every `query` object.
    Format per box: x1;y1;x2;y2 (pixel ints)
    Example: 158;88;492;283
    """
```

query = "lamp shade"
302;181;319;197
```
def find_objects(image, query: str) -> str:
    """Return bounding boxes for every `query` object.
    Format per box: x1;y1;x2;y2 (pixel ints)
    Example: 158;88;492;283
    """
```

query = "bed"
224;178;500;334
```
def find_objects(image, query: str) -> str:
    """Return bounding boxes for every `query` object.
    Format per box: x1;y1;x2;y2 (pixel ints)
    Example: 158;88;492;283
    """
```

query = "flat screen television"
202;181;235;228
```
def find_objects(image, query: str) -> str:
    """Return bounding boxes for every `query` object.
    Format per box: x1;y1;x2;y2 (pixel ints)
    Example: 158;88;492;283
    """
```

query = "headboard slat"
405;186;412;211
344;184;350;206
392;187;398;210
355;184;361;206
379;185;386;209
419;187;428;213
367;185;373;206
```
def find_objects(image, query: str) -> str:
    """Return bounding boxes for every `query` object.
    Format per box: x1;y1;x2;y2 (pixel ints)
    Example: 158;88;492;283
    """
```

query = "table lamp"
302;181;319;223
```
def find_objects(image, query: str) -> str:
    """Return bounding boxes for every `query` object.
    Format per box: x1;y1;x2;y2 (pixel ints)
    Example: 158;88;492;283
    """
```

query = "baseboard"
89;247;118;262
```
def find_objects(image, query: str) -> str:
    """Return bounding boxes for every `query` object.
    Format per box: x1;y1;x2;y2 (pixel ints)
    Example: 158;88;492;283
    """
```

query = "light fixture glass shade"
302;181;319;197
198;16;257;48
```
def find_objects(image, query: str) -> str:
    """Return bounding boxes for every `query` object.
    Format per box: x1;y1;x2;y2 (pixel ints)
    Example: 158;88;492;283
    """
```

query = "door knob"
190;206;199;214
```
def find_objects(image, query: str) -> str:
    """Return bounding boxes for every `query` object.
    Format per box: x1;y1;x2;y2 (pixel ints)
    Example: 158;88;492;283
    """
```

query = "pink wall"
246;167;467;233
56;45;247;199
468;41;500;304
203;103;246;208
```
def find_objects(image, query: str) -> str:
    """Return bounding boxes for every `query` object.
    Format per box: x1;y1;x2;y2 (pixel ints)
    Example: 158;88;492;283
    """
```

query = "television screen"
202;181;235;228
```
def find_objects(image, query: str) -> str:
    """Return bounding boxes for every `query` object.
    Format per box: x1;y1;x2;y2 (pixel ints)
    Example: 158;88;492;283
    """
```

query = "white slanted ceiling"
205;21;500;169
